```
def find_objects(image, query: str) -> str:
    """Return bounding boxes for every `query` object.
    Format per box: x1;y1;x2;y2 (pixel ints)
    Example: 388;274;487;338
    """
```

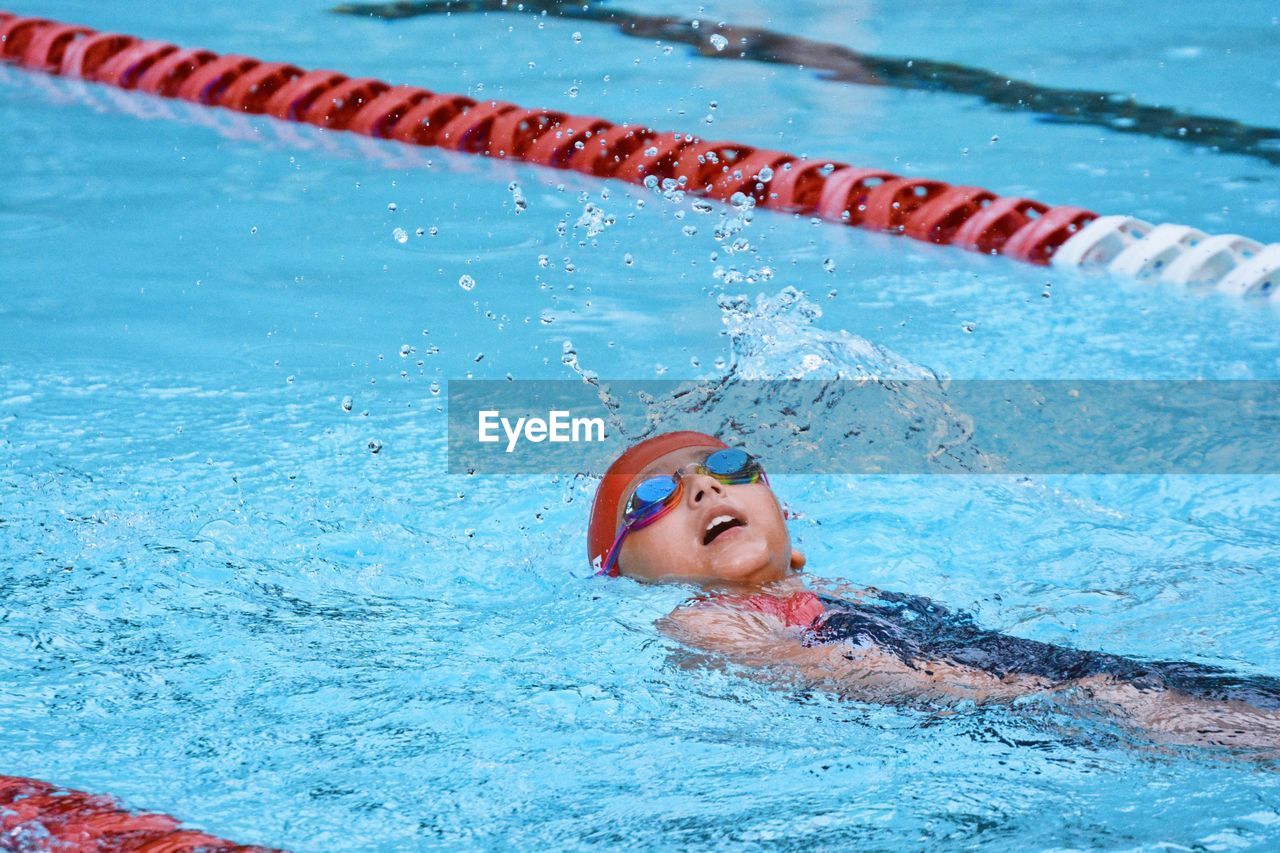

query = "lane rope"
1;774;277;852
1;10;1277;298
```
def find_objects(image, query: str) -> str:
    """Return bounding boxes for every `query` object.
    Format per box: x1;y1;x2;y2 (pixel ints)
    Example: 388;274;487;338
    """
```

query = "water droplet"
538;254;551;268
508;181;527;213
387;202;397;212
643;175;659;190
567;85;580;98
415;227;425;237
572;31;582;43
823;258;836;273
961;322;976;333
459;274;476;291
682;224;698;236
990;135;999;144
393;227;408;244
623;253;634;266
250;226;258;235
757;166;774;183
540;310;556;325
400;344;414;357
341;396;354;412
709;33;728;51
429;226;439;236
368;439;383;454
429;381;441;395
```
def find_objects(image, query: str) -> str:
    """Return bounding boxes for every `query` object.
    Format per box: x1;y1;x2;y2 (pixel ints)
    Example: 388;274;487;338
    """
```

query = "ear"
789;548;806;571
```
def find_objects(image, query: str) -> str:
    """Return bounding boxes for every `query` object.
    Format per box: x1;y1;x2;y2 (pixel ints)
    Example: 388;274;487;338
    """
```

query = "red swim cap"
587;430;727;573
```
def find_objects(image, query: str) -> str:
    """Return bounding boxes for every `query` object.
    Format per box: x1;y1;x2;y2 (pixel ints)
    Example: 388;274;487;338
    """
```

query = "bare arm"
659;602;1047;706
662;601;1280;753
1067;677;1280;753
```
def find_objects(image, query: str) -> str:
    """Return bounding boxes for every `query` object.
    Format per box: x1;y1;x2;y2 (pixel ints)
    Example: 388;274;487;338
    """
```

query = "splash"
568;287;990;473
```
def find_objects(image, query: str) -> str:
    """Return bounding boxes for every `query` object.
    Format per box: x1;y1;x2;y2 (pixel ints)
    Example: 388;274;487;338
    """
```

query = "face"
612;445;805;588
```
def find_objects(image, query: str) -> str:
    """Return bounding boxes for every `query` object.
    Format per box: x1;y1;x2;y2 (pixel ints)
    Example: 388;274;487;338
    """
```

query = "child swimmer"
588;431;1280;752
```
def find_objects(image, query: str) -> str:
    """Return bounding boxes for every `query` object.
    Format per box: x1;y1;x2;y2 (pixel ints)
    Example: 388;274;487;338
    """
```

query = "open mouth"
703;514;746;545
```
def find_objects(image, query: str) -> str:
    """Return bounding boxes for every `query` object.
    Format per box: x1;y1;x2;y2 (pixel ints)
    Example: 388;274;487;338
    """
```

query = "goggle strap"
598;525;627;576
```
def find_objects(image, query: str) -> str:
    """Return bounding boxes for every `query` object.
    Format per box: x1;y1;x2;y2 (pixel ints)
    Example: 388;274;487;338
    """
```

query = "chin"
712;562;784;586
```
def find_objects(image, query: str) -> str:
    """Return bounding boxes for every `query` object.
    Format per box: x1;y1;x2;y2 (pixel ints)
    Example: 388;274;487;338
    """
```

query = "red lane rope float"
61;31;136;78
389;92;474;146
221;61;304;114
20;23;91;72
953;196;1050;255
304;76;387;128
265;68;346;121
135;47;217;96
524;114;613;168
348;83;430;136
0;10;1098;266
176;53;258;105
96;40;180;90
0;774;280;852
1002;205;1096;264
570;124;656;178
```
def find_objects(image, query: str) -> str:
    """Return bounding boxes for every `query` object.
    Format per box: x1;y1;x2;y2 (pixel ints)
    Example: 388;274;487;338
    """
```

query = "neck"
699;573;805;596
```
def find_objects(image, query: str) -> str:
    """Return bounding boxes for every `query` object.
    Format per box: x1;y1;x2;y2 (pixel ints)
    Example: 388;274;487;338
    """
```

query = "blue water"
3;0;1280;849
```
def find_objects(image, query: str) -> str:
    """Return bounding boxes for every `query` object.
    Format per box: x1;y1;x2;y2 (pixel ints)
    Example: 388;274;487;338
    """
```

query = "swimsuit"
796;589;1280;709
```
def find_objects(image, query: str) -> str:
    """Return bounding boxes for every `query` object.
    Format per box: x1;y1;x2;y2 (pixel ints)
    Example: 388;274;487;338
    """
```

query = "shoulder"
661;599;790;649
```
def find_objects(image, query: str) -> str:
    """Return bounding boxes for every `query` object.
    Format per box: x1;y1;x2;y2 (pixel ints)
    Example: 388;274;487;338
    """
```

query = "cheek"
621;517;699;574
743;492;788;533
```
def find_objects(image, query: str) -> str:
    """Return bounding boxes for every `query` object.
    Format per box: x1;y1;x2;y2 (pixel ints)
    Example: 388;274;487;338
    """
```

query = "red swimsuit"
706;590;827;628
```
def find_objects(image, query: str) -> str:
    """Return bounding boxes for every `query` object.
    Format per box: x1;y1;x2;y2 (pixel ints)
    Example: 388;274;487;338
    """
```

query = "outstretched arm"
662;601;1280;753
1067;677;1280;753
659;602;1046;706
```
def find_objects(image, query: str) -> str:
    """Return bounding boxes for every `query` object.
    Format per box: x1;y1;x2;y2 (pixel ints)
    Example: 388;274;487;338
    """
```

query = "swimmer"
588;431;1280;753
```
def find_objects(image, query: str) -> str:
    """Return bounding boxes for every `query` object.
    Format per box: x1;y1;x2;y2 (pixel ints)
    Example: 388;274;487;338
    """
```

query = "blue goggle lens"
627;475;678;517
703;448;759;483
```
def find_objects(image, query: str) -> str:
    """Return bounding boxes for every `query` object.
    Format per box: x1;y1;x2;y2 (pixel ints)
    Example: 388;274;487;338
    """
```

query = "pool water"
3;0;1280;849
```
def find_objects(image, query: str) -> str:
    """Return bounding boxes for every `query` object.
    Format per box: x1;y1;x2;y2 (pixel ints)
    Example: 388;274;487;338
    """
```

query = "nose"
684;472;726;507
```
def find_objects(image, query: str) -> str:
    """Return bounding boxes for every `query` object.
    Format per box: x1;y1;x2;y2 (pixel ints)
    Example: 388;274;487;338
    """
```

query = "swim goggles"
598;447;767;577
